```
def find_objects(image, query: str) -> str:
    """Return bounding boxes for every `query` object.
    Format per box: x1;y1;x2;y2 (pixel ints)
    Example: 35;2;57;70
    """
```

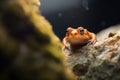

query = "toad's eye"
80;29;84;34
66;30;69;34
66;30;69;36
66;30;68;32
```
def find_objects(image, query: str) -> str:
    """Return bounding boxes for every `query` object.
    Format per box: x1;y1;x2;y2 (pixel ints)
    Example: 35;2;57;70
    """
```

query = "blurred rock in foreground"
0;0;75;80
64;26;120;80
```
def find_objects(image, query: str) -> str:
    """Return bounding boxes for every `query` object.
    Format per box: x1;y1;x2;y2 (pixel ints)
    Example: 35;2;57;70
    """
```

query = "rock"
97;25;120;41
64;28;120;80
0;0;75;80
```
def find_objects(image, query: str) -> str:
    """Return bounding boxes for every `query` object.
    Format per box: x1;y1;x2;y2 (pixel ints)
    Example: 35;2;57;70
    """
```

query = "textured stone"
64;29;120;80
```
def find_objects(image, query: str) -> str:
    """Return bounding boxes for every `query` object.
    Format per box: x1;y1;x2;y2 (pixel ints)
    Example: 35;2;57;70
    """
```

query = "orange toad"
62;27;97;50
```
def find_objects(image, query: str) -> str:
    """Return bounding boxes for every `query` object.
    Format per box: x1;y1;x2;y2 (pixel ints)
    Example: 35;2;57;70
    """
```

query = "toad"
62;27;97;50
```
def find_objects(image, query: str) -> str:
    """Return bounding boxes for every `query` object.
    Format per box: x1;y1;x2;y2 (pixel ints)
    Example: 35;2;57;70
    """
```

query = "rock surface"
97;25;120;41
0;0;75;80
64;30;120;80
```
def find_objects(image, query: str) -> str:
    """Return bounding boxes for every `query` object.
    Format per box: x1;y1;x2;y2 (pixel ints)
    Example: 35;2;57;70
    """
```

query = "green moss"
0;0;75;80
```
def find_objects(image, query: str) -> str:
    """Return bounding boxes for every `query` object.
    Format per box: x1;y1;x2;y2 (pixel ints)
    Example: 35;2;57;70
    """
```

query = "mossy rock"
0;0;75;80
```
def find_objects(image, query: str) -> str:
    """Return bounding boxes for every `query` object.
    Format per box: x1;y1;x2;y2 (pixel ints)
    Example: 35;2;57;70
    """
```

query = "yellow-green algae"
0;0;75;80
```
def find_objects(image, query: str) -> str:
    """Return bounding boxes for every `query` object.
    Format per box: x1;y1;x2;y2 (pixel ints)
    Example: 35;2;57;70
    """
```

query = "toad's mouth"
68;38;89;45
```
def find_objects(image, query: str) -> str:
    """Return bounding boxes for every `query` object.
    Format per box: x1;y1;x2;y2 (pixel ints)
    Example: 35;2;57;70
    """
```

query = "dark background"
40;0;120;40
